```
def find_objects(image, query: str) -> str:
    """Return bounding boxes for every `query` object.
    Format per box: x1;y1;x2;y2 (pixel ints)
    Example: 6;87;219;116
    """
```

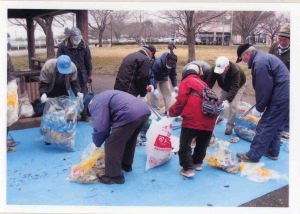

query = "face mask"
166;64;172;69
278;44;289;49
242;60;248;66
72;39;81;46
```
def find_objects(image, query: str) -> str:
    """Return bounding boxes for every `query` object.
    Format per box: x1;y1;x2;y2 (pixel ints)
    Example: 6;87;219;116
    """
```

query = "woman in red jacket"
168;64;217;178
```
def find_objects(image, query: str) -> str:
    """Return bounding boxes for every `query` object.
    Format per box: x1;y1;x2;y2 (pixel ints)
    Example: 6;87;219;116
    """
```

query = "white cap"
187;64;200;74
214;56;229;74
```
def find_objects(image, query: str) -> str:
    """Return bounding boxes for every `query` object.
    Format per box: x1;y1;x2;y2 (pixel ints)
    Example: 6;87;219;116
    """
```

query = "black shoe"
121;163;132;172
99;173;125;184
45;142;51;145
80;113;89;122
224;128;232;135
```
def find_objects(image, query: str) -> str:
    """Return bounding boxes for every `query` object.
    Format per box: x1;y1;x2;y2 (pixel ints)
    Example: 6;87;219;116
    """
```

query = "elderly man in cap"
114;44;156;98
269;23;290;71
57;27;92;121
269;23;290;136
235;44;289;162
205;56;246;134
148;52;178;115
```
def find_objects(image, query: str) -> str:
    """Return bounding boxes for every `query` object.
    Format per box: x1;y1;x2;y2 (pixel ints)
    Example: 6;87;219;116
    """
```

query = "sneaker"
217;117;224;124
224;128;232;135
99;173;125;184
236;153;257;163
263;152;278;160
7;147;16;153
179;168;195;178
121;163;132;172
193;164;202;171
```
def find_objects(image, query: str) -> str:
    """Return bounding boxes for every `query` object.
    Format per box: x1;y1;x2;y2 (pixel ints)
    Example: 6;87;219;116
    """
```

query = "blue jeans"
246;101;289;162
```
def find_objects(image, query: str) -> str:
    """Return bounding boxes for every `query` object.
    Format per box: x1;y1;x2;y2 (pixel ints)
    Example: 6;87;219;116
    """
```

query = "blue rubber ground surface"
6;120;289;206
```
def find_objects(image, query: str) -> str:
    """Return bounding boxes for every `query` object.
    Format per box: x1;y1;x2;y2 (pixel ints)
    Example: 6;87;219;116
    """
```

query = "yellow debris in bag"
238;162;287;183
7;80;19;126
205;155;222;168
68;147;105;183
245;115;260;124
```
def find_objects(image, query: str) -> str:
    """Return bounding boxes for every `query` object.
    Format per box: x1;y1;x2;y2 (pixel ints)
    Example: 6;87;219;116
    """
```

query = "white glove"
41;93;48;103
252;107;262;117
140;96;147;102
77;92;84;99
91;142;99;151
174;86;179;94
147;85;154;93
153;89;160;99
222;100;229;109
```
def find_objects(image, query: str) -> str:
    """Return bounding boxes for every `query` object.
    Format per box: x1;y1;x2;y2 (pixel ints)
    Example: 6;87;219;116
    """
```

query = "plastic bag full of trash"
19;91;34;118
68;143;105;184
238;162;288;183
7;79;19;126
205;140;239;174
146;117;173;171
38;96;81;150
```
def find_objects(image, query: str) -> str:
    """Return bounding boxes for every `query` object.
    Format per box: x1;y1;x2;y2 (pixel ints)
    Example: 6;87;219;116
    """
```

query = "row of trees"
8;10;289;62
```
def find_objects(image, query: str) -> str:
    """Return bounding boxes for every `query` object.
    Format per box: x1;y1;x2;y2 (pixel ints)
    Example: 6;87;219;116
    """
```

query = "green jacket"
205;61;246;103
39;58;81;96
269;42;290;71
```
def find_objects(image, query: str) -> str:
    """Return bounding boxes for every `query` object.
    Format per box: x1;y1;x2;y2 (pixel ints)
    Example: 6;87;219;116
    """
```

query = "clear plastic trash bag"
7;79;19;126
19;91;34;118
39;96;82;150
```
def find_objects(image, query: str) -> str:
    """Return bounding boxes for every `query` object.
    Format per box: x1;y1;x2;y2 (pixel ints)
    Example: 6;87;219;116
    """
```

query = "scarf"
277;45;290;55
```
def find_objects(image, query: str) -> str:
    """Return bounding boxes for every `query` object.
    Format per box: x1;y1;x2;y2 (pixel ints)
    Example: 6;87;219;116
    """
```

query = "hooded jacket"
114;49;151;97
205;61;246;103
168;70;217;131
248;50;290;112
39;59;81;96
57;38;93;86
182;60;211;82
89;90;151;147
149;52;177;89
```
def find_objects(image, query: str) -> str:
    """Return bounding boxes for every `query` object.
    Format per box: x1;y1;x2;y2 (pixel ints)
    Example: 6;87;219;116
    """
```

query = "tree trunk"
186;11;195;63
45;17;55;59
98;31;103;47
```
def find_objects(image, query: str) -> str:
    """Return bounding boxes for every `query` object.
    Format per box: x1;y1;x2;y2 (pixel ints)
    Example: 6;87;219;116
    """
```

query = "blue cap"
57;55;72;74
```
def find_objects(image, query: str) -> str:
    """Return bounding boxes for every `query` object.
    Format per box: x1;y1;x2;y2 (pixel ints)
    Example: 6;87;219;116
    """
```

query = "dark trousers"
179;127;212;170
104;115;149;177
246;101;289;162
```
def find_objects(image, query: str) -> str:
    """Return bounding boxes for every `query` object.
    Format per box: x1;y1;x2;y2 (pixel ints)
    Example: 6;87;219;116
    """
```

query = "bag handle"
87;82;93;93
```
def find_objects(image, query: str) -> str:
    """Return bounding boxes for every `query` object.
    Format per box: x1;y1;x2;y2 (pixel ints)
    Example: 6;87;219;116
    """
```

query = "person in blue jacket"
88;90;151;184
235;44;290;162
148;52;178;114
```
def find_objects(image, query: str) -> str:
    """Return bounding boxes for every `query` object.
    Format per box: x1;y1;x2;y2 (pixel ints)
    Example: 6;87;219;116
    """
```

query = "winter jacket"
57;38;93;86
7;54;16;82
89;90;151;147
148;52;177;89
248;50;290;112
269;42;290;71
168;70;217;131
182;60;211;82
205;61;246;103
39;58;81;96
114;50;151;97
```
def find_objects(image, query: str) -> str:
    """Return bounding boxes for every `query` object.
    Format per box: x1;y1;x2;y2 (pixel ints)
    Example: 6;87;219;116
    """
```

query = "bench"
31;57;47;70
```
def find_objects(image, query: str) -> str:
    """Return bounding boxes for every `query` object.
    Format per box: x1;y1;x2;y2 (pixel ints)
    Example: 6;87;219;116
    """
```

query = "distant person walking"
168;38;176;53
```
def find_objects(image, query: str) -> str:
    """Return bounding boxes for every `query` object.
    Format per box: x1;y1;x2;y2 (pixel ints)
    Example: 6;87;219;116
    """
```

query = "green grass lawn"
10;44;270;80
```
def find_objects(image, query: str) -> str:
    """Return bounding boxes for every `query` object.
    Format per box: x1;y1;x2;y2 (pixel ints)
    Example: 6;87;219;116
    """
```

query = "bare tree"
88;10;111;47
131;11;148;43
233;11;275;43
160;10;226;62
8;19;39;32
110;11;130;41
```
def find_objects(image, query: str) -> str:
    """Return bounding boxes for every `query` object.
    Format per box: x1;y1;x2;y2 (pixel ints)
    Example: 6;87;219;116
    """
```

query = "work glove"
153;89;160;99
41;93;48;103
147;85;154;93
252;107;262;117
174;86;179;94
88;73;93;83
140;96;147;103
77;92;84;100
222;100;229;109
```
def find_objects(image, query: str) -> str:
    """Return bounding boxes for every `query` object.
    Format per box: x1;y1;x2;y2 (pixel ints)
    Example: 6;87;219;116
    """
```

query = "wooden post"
76;10;88;45
26;17;35;70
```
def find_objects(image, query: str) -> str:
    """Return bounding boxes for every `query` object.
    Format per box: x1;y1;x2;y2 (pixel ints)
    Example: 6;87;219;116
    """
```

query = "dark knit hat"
278;23;290;38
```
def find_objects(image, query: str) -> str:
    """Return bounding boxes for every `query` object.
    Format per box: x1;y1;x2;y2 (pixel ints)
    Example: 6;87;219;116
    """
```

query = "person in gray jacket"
88;90;151;184
181;60;211;82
